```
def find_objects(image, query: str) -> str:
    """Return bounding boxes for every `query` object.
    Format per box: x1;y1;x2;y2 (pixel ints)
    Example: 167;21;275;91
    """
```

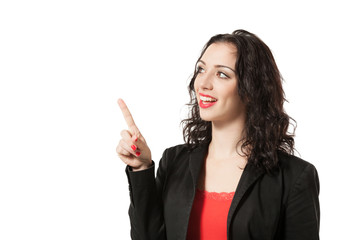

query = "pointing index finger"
117;98;139;134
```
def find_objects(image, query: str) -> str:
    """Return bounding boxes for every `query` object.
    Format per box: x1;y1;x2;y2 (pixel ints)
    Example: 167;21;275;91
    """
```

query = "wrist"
132;161;153;172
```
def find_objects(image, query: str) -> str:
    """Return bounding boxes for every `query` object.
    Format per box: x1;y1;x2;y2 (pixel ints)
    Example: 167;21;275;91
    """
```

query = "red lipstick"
199;93;217;109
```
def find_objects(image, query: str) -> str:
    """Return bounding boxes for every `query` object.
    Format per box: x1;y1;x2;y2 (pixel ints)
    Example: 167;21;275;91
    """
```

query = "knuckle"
120;150;129;157
116;145;122;154
120;139;131;150
120;130;129;137
120;149;128;155
116;144;129;156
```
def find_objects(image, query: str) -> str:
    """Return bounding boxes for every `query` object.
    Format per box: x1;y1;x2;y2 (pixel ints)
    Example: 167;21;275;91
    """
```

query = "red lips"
199;93;217;109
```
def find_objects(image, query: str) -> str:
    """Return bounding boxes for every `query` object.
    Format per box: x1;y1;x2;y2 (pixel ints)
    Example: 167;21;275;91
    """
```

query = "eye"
218;72;229;79
196;66;205;74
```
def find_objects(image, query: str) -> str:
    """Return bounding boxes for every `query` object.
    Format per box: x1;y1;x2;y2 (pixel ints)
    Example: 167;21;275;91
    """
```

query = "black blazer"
125;144;320;240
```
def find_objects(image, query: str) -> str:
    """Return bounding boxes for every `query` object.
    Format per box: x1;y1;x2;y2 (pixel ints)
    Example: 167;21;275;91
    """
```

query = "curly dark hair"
181;29;296;173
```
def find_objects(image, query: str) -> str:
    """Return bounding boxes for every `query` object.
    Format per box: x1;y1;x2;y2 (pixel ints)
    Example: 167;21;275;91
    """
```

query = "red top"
186;188;235;240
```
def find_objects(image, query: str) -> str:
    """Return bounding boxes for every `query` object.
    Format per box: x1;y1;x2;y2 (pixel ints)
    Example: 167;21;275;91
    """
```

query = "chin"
199;112;211;121
199;112;219;122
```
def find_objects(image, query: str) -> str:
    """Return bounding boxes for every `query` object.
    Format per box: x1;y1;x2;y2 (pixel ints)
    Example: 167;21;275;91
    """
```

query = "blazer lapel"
177;145;206;240
187;145;265;238
188;145;207;189
227;164;265;234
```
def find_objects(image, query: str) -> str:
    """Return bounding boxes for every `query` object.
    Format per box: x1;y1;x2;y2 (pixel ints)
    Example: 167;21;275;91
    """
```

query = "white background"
1;0;359;239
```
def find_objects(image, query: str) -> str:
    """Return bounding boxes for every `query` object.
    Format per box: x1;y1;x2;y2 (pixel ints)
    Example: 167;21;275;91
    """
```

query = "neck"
208;116;246;161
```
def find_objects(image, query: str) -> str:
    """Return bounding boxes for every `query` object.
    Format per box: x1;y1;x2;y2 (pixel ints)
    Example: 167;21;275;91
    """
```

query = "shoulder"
163;143;208;157
276;151;320;196
163;143;191;156
158;144;193;167
159;143;206;169
277;151;317;175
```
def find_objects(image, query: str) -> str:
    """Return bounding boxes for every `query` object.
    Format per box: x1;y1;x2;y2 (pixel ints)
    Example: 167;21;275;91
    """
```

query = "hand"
116;98;152;171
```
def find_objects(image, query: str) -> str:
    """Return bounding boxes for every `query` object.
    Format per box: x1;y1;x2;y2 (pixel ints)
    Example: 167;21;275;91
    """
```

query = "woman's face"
194;42;246;123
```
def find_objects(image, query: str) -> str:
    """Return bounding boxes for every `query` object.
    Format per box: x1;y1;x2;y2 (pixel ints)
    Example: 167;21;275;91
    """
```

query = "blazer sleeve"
125;148;169;240
283;163;320;240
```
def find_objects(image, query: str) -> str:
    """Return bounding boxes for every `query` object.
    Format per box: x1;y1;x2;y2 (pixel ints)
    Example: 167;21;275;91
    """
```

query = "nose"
196;71;213;91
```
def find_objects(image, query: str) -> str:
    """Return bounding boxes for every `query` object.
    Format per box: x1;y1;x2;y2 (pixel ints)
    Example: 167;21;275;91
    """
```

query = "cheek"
221;84;242;108
220;82;238;98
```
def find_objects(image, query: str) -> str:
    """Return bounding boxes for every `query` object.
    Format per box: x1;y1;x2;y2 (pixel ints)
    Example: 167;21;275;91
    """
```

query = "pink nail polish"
135;152;141;157
131;145;137;151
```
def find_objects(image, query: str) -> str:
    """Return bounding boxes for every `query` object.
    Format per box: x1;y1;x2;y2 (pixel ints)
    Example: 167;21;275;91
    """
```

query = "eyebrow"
197;60;236;73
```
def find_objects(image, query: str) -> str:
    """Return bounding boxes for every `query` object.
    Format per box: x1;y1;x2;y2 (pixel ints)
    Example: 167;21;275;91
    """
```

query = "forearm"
126;162;166;240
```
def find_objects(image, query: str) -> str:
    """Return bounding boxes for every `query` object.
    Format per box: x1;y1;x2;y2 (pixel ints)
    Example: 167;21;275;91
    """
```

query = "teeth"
200;96;217;102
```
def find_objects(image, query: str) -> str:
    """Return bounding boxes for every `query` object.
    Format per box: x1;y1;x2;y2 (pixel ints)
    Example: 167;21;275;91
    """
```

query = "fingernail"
135;137;138;142
135;152;141;157
131;145;137;151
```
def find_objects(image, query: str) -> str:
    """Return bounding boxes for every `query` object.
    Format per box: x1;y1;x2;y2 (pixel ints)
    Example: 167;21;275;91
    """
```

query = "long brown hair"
181;29;296;173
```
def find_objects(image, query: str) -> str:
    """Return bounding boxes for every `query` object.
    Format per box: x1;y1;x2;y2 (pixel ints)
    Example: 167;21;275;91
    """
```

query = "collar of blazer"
187;144;265;233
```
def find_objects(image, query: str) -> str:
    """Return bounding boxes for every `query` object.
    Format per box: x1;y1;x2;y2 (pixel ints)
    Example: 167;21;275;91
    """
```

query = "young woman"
116;30;320;240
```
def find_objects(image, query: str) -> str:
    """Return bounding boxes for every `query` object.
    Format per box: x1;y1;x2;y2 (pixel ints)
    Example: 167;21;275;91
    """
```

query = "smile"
199;93;217;108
